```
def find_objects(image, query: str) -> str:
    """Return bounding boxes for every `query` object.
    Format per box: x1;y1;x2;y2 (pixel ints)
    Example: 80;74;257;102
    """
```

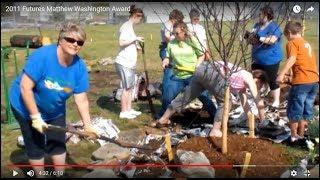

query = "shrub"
308;119;319;139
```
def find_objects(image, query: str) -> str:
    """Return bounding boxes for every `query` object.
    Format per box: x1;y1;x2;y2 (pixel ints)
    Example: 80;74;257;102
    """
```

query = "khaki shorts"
115;63;135;89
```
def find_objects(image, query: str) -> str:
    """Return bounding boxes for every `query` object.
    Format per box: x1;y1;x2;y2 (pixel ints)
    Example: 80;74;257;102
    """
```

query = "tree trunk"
248;112;255;138
222;85;230;154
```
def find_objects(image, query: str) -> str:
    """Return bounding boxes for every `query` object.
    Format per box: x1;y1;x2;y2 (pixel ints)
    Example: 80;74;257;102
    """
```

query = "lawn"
1;20;318;177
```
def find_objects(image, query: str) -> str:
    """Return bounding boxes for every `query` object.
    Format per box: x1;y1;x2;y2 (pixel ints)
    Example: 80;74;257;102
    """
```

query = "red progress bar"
7;163;233;169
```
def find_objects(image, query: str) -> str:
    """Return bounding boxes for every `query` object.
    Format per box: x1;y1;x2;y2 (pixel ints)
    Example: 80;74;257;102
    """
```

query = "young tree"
149;2;291;153
194;2;292;153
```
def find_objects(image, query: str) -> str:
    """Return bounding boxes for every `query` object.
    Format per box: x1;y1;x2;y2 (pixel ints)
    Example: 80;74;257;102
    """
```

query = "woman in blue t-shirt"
251;6;283;108
9;22;100;177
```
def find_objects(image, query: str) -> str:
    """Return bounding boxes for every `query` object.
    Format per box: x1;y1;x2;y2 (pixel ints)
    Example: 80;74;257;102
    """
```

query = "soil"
177;134;292;178
138;123;293;178
79;70;311;178
89;70;119;93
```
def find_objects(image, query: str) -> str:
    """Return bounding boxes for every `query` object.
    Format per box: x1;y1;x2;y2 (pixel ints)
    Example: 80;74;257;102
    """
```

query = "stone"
309;166;319;178
92;143;131;161
120;161;136;178
117;129;146;145
280;169;290;178
83;169;119;178
87;152;131;170
176;150;215;178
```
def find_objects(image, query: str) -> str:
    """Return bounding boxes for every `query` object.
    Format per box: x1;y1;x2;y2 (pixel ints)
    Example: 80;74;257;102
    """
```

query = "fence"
1;42;30;125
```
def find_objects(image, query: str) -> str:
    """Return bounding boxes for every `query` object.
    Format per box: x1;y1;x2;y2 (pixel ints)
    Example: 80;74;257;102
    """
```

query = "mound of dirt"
177;134;291;178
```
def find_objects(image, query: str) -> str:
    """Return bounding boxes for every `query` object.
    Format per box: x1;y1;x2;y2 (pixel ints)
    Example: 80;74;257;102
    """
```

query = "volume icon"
27;170;34;177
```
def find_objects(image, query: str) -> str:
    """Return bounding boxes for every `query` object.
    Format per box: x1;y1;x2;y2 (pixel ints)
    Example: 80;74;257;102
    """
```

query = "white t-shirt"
160;21;174;43
187;23;207;50
115;20;137;68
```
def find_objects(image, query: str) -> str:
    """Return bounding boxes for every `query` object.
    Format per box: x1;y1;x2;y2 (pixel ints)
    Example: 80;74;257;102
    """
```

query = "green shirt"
166;36;204;79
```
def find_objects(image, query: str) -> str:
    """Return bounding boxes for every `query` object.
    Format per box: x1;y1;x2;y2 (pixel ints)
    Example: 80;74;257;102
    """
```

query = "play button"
12;170;18;176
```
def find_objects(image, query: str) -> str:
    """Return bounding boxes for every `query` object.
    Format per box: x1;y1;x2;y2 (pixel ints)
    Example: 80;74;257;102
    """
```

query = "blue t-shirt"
252;21;283;65
9;44;89;121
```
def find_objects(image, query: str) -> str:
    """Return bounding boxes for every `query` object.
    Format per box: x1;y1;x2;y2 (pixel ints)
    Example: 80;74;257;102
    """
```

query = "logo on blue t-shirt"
44;77;73;93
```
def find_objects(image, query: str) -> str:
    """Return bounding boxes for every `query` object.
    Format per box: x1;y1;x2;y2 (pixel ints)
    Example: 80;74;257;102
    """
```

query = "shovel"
45;124;157;150
139;41;156;120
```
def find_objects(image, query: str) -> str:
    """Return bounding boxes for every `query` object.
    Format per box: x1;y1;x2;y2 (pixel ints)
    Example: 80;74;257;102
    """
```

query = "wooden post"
240;152;252;178
150;34;153;40
222;86;230;154
165;133;174;162
248;112;255;138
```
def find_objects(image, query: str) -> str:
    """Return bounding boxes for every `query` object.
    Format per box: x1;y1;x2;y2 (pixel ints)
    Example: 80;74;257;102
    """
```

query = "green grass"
1;21;318;178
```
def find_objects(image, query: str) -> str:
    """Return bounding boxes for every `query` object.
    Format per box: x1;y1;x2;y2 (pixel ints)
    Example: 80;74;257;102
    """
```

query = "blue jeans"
158;74;217;121
159;45;173;117
287;83;319;122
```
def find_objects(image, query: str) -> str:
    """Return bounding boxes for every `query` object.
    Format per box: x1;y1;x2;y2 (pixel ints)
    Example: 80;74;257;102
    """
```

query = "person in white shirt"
187;8;210;60
115;5;144;119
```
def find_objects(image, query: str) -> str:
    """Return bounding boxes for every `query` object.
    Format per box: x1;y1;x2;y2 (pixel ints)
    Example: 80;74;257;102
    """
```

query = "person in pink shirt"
157;61;268;137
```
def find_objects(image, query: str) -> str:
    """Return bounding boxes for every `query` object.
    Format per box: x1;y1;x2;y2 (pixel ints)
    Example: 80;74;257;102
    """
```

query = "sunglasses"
63;37;85;46
173;32;184;36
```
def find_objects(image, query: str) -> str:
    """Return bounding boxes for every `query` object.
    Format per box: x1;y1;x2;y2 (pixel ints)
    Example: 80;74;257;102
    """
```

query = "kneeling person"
158;61;268;137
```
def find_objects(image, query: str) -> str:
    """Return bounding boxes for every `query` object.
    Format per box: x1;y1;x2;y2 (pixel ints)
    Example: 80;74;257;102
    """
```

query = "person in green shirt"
164;28;203;79
154;21;216;127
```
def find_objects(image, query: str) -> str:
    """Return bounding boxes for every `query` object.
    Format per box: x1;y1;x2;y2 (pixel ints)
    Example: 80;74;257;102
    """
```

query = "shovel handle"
46;124;88;137
46;125;156;150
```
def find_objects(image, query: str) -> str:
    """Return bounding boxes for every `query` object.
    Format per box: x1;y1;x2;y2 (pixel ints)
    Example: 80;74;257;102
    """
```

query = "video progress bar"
233;165;318;167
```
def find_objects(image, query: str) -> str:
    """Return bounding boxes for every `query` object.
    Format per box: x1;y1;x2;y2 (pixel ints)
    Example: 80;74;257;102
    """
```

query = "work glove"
83;125;100;140
31;114;48;134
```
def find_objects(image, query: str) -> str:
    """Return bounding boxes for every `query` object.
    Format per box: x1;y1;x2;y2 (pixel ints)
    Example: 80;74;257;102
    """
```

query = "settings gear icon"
290;170;297;177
